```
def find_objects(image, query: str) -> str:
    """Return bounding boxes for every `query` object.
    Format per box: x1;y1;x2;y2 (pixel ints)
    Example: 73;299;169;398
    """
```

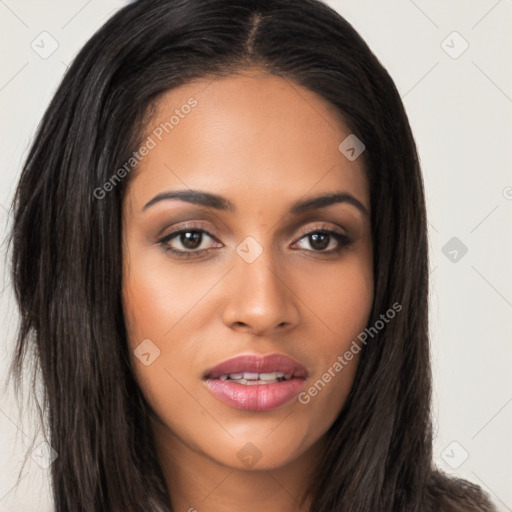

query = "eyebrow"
142;189;369;217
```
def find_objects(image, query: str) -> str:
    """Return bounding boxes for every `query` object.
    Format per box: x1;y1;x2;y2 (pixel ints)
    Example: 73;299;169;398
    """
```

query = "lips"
203;354;308;412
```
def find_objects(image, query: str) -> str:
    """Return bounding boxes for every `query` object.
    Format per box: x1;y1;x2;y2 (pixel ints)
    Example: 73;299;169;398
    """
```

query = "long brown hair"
7;0;496;510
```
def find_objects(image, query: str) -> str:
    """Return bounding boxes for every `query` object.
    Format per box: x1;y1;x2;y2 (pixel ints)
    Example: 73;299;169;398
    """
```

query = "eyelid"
155;221;220;242
156;221;347;245
292;222;348;241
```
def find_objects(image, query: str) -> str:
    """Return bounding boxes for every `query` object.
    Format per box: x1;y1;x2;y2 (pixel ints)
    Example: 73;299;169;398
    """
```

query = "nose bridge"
222;234;299;333
238;238;282;300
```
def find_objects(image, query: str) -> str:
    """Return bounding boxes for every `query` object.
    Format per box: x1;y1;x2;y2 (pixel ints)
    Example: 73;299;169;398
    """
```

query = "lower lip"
205;378;306;412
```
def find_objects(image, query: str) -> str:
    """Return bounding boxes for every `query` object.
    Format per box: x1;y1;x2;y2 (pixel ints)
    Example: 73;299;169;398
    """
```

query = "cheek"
294;251;373;410
121;246;224;399
122;264;199;427
122;272;174;341
318;267;372;329
300;246;374;346
122;245;213;342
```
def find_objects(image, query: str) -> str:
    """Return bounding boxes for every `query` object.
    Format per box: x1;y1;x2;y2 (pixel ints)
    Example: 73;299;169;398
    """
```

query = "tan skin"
121;67;374;512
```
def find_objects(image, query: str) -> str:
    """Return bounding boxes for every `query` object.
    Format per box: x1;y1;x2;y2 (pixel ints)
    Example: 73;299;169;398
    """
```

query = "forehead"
125;68;369;214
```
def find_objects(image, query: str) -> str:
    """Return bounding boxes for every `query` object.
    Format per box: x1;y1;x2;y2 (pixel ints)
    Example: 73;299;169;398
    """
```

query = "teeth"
217;372;292;384
259;372;285;381
243;372;260;380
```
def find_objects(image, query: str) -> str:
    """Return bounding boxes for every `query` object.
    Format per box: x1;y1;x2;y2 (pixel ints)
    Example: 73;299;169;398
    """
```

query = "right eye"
156;224;223;259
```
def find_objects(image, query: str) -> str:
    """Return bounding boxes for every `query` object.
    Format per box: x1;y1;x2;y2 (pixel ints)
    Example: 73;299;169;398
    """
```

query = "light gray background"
1;1;511;510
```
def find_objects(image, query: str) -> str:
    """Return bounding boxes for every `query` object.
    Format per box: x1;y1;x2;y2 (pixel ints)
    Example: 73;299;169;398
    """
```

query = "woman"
8;0;496;510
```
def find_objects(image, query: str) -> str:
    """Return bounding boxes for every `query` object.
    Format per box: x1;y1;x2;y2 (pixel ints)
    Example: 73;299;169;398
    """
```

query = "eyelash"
156;222;354;260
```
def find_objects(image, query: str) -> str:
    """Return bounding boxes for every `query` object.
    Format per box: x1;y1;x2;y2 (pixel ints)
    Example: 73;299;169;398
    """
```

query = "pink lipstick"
203;354;308;412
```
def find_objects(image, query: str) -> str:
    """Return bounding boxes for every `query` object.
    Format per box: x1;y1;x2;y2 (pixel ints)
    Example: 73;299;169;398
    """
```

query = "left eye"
293;230;352;253
158;228;220;255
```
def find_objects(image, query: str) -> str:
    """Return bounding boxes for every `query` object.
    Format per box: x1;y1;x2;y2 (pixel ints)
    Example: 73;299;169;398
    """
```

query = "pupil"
310;233;329;250
181;231;201;249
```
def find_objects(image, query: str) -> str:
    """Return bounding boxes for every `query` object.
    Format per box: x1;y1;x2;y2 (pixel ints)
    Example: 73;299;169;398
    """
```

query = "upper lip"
203;353;309;380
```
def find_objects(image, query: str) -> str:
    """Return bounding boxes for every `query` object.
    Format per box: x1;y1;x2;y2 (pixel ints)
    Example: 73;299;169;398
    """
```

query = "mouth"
203;354;308;412
216;371;293;385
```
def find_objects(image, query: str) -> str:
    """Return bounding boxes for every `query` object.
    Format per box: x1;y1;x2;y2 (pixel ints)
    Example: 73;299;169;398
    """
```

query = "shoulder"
424;470;497;512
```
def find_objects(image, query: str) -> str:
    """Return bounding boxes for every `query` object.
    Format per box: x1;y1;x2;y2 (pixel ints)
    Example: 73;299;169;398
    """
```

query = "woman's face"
122;68;373;472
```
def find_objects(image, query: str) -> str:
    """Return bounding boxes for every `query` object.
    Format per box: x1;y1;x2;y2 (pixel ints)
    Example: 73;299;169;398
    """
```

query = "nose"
221;246;300;336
